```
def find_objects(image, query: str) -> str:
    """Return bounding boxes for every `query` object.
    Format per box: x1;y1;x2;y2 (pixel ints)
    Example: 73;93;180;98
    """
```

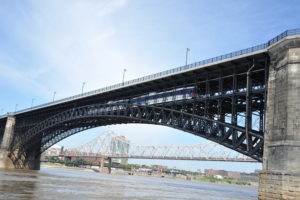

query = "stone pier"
23;152;41;170
0;115;41;170
108;157;112;174
0;116;16;169
100;157;105;172
259;36;300;199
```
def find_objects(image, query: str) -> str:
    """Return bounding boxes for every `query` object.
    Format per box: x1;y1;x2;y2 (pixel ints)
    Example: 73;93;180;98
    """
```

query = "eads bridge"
0;29;300;199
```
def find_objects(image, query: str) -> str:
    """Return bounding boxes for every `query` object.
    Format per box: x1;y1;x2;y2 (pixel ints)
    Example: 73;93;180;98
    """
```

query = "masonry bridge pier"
0;29;300;199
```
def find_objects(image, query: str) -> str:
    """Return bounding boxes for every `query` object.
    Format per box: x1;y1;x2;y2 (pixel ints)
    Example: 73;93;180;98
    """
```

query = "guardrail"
5;28;300;116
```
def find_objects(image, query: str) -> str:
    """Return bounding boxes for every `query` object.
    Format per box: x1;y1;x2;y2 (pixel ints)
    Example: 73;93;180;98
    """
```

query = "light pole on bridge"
122;68;127;86
15;104;18;112
82;82;85;94
31;98;35;108
185;48;190;66
53;91;56;102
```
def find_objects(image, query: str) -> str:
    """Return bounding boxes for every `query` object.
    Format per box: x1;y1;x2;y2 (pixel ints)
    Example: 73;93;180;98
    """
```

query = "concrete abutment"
259;36;300;200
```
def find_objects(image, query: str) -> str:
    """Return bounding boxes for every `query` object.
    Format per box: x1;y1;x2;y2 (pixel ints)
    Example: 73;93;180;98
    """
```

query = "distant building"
151;165;168;169
44;145;63;156
204;169;228;177
110;136;130;164
41;145;64;161
227;171;241;179
204;169;259;182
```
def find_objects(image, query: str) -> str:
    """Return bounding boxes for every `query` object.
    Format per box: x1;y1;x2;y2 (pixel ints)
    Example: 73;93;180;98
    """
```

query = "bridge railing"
8;28;300;116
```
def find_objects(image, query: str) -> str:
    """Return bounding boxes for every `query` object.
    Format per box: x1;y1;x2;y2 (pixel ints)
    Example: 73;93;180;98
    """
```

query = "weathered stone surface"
0;116;15;150
0;116;41;170
0;150;14;168
259;170;300;200
0;116;15;169
259;36;300;200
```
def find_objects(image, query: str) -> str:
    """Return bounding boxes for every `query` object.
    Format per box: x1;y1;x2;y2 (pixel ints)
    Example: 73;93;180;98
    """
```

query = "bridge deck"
61;154;258;162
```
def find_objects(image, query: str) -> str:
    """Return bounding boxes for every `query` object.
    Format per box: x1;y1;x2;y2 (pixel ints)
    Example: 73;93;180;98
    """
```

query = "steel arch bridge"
13;103;263;167
10;97;265;169
1;28;299;170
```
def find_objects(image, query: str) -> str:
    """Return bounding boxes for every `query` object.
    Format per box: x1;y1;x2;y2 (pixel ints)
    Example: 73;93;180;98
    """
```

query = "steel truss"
61;130;256;162
11;102;263;167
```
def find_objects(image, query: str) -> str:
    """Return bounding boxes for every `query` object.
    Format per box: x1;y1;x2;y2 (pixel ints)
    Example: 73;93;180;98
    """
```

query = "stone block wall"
259;170;300;200
259;36;300;199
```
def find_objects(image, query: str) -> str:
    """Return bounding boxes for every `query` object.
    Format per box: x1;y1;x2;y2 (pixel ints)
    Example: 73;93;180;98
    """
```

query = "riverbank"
41;163;255;186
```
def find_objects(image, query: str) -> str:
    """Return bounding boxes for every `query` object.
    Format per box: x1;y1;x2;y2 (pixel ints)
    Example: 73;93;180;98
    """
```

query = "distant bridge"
58;131;257;162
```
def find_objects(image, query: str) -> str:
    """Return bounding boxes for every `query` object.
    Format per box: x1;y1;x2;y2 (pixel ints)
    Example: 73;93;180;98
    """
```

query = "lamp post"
0;108;3;115
185;48;190;66
31;98;35;108
15;104;18;112
122;68;127;86
82;82;85;94
53;91;56;102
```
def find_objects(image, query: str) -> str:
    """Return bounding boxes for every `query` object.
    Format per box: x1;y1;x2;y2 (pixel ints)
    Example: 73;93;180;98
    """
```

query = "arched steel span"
10;103;263;167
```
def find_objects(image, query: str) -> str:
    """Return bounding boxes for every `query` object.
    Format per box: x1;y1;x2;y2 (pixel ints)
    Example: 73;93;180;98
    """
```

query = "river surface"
0;166;257;200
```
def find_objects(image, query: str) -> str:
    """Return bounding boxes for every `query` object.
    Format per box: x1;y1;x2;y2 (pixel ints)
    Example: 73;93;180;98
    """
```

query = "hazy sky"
1;0;299;172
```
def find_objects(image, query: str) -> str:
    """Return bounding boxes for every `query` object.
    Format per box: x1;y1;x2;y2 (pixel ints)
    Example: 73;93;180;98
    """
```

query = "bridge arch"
10;103;263;168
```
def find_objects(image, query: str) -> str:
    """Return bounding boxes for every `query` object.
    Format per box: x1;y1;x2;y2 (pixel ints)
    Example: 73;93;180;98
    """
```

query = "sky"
0;0;299;173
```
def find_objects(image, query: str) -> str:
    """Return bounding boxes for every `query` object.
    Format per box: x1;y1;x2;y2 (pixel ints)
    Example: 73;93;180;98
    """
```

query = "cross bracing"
62;131;256;162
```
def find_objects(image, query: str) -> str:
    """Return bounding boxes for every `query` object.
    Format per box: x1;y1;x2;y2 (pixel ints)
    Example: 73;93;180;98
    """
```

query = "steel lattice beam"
11;103;263;165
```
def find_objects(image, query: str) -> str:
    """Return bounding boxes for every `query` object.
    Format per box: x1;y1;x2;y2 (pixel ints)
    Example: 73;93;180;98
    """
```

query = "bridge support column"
259;37;300;199
100;157;104;172
0;116;15;169
23;152;41;170
108;157;112;174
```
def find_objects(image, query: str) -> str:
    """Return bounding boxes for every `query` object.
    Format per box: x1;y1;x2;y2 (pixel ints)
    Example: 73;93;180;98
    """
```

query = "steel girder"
10;103;263;166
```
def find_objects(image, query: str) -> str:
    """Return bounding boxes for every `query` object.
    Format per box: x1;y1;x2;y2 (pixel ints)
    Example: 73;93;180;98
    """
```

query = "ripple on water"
0;167;258;200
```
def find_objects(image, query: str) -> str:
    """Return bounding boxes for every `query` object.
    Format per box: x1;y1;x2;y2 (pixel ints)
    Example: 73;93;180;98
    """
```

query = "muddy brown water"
0;167;257;200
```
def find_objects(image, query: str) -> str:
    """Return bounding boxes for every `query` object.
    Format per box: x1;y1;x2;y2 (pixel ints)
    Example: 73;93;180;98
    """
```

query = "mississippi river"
0;167;257;200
